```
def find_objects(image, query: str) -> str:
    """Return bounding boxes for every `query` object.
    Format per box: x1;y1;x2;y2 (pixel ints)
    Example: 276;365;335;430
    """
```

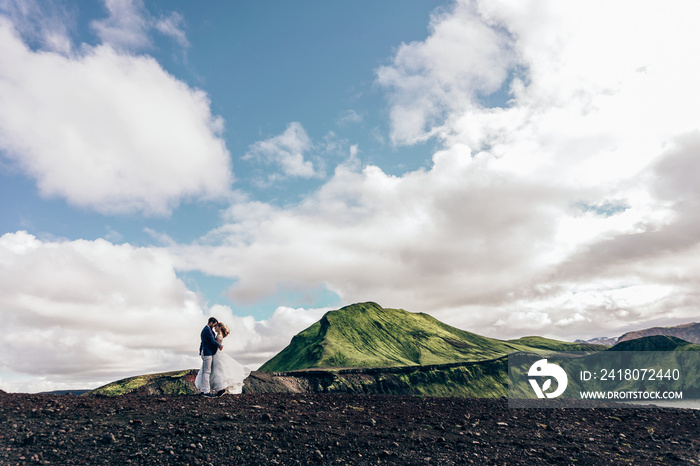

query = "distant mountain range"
576;322;700;346
575;336;619;346
618;322;700;344
611;334;700;352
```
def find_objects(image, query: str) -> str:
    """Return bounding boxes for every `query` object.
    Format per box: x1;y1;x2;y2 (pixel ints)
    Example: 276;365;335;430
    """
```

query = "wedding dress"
195;350;251;394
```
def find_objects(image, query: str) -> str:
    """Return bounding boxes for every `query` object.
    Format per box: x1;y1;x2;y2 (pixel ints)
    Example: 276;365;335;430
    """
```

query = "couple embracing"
196;317;250;397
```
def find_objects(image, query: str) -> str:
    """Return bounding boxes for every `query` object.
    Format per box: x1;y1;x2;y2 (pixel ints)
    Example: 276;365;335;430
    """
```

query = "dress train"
196;351;251;394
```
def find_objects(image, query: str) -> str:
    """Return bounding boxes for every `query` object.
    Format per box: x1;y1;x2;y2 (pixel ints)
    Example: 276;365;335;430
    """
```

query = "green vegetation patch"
90;369;196;396
260;302;605;372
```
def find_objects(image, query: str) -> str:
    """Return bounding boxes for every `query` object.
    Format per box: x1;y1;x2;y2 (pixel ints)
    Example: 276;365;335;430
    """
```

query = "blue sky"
0;0;442;313
1;1;439;237
1;0;700;392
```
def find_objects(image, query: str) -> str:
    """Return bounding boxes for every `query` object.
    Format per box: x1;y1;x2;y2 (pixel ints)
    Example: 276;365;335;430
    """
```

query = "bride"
195;322;250;395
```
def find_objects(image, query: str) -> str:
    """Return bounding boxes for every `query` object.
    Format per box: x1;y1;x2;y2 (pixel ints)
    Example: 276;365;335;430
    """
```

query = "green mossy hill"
260;302;598;372
89;369;198;397
610;335;700;352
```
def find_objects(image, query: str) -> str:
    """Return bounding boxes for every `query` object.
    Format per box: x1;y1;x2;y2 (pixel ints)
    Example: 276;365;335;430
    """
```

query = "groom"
199;317;223;397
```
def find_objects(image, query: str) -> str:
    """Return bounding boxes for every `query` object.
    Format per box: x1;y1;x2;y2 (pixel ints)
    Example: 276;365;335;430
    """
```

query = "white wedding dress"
195;351;251;394
211;351;251;394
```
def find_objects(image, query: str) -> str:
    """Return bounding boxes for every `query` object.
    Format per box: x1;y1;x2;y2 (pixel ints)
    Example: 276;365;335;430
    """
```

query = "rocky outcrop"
244;357;509;398
89;369;198;396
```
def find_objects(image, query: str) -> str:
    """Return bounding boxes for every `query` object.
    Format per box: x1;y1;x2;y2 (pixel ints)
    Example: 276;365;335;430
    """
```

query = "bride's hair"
217;323;230;338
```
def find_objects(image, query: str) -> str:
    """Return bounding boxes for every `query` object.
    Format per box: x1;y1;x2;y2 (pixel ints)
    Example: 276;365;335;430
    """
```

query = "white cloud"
0;231;329;393
0;0;73;54
154;11;188;49
376;0;515;145
0;17;233;216
337;109;363;126
0;231;203;391
4;0;700;390
206;304;329;363
173;155;572;312
91;0;150;51
91;0;189;51
144;227;176;247
171;0;700;342
244;122;320;180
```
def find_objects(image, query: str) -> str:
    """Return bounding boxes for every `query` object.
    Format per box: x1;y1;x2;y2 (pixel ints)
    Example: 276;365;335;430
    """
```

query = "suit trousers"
199;355;214;394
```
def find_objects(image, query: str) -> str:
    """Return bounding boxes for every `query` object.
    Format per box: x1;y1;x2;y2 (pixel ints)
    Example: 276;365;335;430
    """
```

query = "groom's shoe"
200;392;213;398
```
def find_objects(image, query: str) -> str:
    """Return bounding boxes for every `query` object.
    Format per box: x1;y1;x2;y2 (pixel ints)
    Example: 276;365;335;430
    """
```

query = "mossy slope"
260;302;601;372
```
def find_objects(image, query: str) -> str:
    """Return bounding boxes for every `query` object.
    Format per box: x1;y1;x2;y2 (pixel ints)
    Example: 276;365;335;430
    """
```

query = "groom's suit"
198;325;222;394
200;325;221;356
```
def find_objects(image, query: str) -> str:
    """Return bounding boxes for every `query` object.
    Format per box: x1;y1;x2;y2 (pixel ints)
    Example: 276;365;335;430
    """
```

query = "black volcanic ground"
0;392;698;465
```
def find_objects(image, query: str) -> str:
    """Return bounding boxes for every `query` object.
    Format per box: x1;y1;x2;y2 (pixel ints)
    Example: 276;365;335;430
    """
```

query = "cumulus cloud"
243;122;321;181
0;231;203;391
376;0;515;145
0;16;233;215
4;0;700;390
206;304;330;363
171;0;700;342
172;155;571;319
0;231;329;392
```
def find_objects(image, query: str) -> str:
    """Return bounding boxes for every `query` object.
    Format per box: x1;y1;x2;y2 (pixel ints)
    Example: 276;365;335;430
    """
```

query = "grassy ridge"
260;302;604;372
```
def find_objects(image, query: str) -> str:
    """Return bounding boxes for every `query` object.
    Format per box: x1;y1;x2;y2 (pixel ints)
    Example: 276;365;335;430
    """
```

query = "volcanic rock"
0;392;697;464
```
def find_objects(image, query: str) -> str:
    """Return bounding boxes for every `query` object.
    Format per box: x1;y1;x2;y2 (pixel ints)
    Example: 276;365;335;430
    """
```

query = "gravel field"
0;392;698;465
